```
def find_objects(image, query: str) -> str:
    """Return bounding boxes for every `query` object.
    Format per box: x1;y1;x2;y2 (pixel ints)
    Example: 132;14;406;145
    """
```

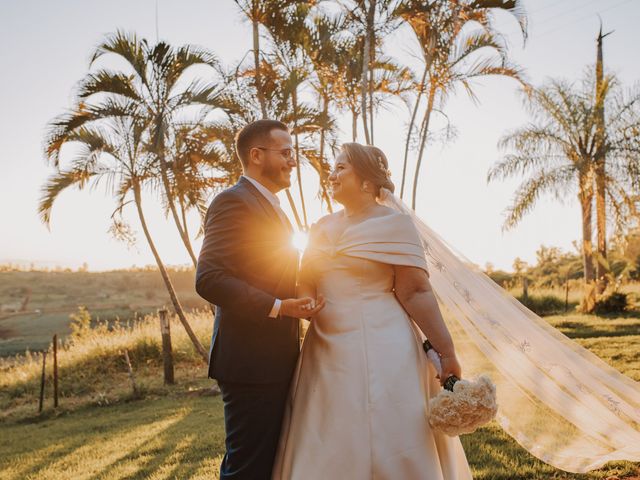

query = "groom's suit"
196;176;300;480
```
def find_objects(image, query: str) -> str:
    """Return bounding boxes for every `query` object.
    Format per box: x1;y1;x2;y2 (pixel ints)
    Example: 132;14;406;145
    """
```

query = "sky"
1;0;639;272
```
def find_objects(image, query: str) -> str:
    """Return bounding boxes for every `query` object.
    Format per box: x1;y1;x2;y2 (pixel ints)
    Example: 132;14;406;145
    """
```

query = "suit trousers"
218;381;290;480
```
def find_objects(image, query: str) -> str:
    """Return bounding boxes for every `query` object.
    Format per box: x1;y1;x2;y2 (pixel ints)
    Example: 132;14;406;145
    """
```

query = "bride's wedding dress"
272;212;472;479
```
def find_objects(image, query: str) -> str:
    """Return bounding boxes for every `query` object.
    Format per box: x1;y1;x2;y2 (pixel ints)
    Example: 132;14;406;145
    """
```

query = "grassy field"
1;394;638;480
0;270;207;357
0;309;639;479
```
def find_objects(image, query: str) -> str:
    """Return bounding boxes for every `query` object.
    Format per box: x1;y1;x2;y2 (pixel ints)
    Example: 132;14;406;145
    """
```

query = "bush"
517;294;567;316
594;292;629;315
69;306;92;339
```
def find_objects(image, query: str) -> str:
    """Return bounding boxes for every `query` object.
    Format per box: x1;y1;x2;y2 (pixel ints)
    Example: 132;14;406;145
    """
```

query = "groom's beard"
263;160;291;190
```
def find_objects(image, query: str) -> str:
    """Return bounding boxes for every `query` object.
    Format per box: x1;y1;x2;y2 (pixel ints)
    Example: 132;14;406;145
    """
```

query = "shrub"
69;306;92;339
517;294;567;316
594;292;629;315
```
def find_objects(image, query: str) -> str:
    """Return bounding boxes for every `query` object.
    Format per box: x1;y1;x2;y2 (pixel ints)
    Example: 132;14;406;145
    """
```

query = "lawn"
0;395;225;480
0;293;638;479
0;394;638;480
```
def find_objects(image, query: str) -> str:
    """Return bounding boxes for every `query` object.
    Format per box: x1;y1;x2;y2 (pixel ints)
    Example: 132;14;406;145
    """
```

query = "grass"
0;395;225;480
0;311;213;420
546;313;640;339
0;293;639;478
0;397;637;479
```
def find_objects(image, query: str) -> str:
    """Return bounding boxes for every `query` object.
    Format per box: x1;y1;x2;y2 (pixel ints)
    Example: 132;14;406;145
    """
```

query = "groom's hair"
235;119;289;168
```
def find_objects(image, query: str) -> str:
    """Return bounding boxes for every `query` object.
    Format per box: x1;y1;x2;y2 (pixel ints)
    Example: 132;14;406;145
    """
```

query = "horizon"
1;0;639;272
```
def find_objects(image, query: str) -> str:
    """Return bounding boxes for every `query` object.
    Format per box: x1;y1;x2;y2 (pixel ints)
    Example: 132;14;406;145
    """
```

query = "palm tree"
488;75;640;311
342;0;402;144
41;115;209;360
328;33;410;143
76;31;223;269
259;1;328;228
592;71;640;288
302;11;348;213
394;0;527;208
168;123;241;238
233;0;274;118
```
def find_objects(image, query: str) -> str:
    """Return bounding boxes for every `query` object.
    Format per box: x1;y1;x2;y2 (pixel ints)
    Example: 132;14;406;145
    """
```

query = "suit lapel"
239;177;292;233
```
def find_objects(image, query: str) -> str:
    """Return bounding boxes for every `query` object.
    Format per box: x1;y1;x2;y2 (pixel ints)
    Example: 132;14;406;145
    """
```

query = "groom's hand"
280;295;325;319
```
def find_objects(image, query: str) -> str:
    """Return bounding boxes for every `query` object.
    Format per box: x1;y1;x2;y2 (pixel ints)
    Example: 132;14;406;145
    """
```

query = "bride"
272;143;473;479
273;142;640;479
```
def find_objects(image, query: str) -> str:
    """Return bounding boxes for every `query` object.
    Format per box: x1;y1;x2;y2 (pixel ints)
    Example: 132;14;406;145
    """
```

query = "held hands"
280;295;326;319
438;355;462;387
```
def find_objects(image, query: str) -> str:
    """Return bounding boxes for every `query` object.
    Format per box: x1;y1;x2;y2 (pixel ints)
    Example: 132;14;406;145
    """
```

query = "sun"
292;231;309;252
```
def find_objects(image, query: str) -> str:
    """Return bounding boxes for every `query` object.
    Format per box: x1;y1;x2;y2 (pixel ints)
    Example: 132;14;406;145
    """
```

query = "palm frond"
166;44;219;92
90;30;149;87
38;166;98;226
502;166;576;230
76;69;141;102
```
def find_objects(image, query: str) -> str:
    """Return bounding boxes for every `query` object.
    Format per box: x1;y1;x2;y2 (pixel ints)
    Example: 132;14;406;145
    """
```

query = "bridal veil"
378;188;640;473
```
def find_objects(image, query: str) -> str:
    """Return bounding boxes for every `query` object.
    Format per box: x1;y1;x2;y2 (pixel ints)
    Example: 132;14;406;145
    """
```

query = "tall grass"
0;311;212;418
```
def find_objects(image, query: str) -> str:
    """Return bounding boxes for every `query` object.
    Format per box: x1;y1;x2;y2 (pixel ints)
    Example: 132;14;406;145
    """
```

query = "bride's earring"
361;181;370;193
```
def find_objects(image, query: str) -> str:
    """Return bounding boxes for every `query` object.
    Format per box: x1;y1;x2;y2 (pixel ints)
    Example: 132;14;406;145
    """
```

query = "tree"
394;0;527;208
75;31;223;268
489;73;640;311
302;11;349;212
233;0;273;118
341;0;402;144
41;116;209;360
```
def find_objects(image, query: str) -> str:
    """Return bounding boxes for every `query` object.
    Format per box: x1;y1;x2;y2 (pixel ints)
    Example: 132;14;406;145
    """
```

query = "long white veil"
378;188;640;473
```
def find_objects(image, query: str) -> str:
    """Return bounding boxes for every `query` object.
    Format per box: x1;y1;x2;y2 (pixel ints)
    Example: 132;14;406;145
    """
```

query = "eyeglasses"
254;147;295;160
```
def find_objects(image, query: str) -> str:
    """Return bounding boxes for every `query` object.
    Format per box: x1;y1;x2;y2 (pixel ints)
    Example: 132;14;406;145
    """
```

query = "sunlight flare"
292;231;309;253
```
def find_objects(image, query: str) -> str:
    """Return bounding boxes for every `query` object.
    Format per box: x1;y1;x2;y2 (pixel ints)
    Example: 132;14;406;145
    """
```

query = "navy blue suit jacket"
195;177;300;384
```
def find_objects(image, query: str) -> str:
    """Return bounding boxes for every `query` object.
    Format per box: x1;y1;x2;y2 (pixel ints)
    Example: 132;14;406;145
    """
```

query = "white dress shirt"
242;175;286;318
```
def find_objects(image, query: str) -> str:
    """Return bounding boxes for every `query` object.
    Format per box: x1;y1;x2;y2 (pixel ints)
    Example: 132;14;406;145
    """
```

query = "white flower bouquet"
423;340;498;436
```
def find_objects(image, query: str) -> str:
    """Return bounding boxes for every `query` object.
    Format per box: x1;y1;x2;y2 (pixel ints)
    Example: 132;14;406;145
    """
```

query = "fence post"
123;349;139;397
53;334;59;408
565;276;570;312
159;309;175;385
38;351;47;413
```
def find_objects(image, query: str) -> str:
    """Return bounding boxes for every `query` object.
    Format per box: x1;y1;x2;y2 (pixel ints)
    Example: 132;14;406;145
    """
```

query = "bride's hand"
281;294;325;319
439;355;462;386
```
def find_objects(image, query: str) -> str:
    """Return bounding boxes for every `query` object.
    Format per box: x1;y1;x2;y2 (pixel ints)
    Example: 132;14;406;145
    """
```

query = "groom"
196;119;325;480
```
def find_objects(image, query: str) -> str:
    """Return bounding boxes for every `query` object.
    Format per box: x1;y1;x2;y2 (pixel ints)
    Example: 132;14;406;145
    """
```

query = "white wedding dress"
272;211;472;479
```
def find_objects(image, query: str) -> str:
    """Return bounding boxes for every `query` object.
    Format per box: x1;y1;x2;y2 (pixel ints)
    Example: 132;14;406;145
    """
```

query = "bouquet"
423;340;498;436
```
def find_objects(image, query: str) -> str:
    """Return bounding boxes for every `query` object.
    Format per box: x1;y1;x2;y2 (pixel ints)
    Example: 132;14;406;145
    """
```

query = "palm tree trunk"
159;158;198;266
132;183;208;361
579;178;596;313
595;164;607;293
253;18;268;118
178;197;198;269
291;89;308;229
179;198;189;242
360;1;374;145
400;66;428;200
285;189;303;229
352;109;358;141
319;97;334;214
595;28;608;294
368;30;375;144
411;83;437;210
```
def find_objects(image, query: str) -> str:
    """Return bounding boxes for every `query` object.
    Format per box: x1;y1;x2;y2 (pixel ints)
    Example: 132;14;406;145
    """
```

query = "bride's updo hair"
341;142;395;197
